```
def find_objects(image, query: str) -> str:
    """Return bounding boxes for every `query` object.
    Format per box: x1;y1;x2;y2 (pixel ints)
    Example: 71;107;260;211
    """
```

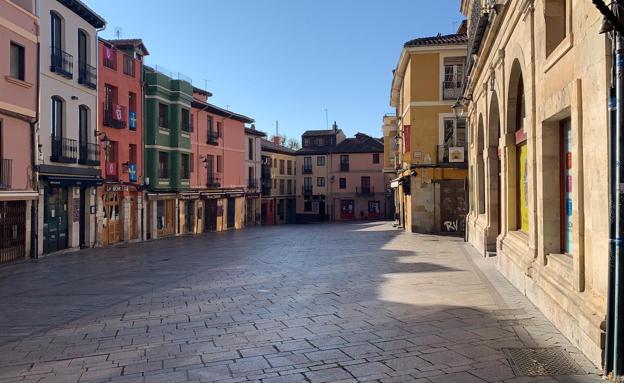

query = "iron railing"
103;47;117;69
302;165;313;174
79;142;100;166
103;103;127;129
207;130;220;145
302;185;313;195
78;62;97;89
340;163;350;172
50;46;73;78
356;186;374;197
248;178;259;189
123;55;135;77
0;159;12;189
51;136;78;163
207;173;221;188
443;80;463;100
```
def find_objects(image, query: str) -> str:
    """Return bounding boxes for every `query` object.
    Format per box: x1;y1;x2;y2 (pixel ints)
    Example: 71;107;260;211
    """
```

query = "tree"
269;134;300;150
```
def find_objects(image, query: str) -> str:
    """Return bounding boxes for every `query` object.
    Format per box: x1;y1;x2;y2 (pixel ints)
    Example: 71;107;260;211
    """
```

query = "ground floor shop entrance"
0;200;26;263
227;197;236;229
102;191;121;245
341;199;355;220
156;199;176;238
43;186;68;254
262;199;274;225
204;198;218;232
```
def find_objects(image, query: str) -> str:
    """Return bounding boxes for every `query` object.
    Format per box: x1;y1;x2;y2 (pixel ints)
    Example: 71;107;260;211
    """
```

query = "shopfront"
100;184;141;245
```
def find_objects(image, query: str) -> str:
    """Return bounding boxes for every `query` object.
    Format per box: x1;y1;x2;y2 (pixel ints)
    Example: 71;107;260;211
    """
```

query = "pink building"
329;133;387;221
189;88;254;232
0;0;38;262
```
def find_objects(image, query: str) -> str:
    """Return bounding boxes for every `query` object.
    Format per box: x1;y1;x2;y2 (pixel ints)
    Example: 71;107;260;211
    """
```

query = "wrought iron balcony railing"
103;103;127;129
356;186;374;197
247;178;259;189
340;163;350;172
50;46;73;78
207;130;220;145
50;136;78;163
302;185;313;196
302;165;313;174
443;80;463;100
79;142;100;166
0;159;12;189
207;173;221;188
78;62;97;89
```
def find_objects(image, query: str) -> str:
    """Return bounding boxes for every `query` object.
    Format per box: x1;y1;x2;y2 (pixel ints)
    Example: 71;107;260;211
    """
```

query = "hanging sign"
127;163;137;182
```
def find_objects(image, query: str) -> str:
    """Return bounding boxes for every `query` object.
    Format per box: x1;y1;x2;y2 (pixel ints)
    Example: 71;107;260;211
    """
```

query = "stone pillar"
151;199;158;240
122;196;130;242
24;200;32;259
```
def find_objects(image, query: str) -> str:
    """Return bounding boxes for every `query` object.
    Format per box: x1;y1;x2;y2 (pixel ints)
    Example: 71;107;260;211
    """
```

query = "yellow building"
382;115;399;222
261;138;297;224
389;24;468;234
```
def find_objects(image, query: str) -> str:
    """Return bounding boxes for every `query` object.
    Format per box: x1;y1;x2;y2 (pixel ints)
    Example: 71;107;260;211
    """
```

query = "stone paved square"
0;222;603;382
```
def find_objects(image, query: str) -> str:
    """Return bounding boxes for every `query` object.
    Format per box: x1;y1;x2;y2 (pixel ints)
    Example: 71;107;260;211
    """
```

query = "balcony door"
51;12;62;51
78;30;87;67
51;97;63;139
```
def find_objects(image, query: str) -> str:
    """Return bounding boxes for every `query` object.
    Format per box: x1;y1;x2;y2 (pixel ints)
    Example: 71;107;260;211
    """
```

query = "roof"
191;100;254;124
106;38;149;56
245;127;267;137
302;129;343;137
331;133;384;154
261;139;297;155
295;146;334;155
404;33;467;48
57;0;106;28
192;86;213;98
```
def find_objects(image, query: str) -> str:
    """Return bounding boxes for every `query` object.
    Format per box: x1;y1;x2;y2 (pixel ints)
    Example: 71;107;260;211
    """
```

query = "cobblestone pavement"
0;222;603;382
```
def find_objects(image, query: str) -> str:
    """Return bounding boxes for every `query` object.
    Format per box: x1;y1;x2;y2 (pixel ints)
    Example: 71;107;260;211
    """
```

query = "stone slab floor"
0;222;603;382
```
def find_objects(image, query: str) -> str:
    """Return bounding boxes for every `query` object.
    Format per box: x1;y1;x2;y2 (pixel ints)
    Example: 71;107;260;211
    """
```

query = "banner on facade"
128;163;137;182
106;162;117;177
129;111;137;129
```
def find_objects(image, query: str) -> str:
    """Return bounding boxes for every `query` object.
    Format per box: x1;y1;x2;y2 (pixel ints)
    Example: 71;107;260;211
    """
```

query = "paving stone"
304;367;353;382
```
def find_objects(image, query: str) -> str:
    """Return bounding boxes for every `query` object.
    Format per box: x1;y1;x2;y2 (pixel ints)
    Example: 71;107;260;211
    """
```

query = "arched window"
515;77;528;232
79;105;89;145
50;12;62;50
51;96;64;138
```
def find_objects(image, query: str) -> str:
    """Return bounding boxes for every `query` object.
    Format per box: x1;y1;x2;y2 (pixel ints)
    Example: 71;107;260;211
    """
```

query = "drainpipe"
30;41;41;259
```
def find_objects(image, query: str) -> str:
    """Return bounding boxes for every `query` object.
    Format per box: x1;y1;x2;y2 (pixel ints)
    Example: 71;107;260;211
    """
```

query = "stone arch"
487;91;502;244
477;114;486;215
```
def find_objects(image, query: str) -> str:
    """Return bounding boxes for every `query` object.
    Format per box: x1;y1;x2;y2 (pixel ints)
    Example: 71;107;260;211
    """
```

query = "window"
287;179;292;194
317;177;325;187
317;156;325;166
516;77;528;232
273;179;277;189
339;178;346;189
340;155;349;172
51;96;63;137
181;109;190;132
287;160;292;175
217;121;223;137
123;55;134;76
50;12;62;50
361;176;371;191
129;144;137;165
248;166;254;185
78;105;88;145
303;156;312;172
248;138;254;160
9;42;25;80
158;152;168;178
158;103;168;129
545;0;567;57
304;177;312;187
78;29;87;66
560;120;572;254
190;153;194;173
303;138;310;147
373;153;380;164
207;115;213;133
279;179;285;194
442;57;464;100
216;155;222;173
181;154;190;179
279;159;285;175
368;201;381;215
273;158;277;168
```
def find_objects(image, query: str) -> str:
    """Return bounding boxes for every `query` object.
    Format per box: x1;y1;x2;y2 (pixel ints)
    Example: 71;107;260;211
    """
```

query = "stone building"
260;137;296;225
0;0;39;262
460;0;609;366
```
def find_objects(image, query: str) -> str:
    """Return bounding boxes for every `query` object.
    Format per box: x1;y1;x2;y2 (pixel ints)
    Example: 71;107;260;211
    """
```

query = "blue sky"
89;0;464;140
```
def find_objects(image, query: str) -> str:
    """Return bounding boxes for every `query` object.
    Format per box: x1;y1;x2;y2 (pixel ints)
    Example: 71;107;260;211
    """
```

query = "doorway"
341;199;355;220
227;197;236;229
43;187;68;254
103;191;121;245
204;199;217;232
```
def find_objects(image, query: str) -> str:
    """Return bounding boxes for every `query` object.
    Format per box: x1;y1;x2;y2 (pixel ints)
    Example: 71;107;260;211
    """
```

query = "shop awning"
43;175;103;188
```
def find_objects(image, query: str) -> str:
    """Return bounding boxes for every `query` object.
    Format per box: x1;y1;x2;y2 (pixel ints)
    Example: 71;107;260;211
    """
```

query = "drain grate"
503;347;585;376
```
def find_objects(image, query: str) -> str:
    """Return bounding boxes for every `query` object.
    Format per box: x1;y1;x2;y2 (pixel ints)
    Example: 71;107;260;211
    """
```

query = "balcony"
437;145;467;167
103;47;117;70
0;159;12;189
340;163;350;172
467;0;490;73
443;80;463;100
302;185;313;196
50;46;73;78
50;136;78;163
78;62;97;89
79;142;100;166
261;179;271;196
207;130;220;145
103;103;127;129
302;165;313;174
356;186;374;197
248;178;259;189
206;173;221;188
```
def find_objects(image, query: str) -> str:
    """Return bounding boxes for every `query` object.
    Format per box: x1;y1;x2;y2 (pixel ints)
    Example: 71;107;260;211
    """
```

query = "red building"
97;38;148;245
187;88;254;233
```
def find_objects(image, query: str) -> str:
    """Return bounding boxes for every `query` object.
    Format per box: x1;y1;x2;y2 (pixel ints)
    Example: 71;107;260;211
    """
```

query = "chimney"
332;121;338;132
272;135;281;145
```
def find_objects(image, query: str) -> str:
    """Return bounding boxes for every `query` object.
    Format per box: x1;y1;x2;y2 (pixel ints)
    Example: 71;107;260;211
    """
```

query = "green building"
143;66;193;239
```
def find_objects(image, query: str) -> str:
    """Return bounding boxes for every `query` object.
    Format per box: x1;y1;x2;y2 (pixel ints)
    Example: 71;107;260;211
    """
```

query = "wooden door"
43;187;68;254
204;199;217;232
103;192;121;244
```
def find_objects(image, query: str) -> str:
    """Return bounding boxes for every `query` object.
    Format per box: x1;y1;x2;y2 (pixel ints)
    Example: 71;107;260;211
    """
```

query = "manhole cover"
503;347;585;376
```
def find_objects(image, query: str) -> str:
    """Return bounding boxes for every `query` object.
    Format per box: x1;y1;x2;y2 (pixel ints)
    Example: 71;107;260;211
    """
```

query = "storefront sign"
448;147;464;163
127;163;137;182
106;185;129;192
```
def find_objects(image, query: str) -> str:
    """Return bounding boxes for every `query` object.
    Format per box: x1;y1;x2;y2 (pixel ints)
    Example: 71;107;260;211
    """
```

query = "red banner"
106;162;117;176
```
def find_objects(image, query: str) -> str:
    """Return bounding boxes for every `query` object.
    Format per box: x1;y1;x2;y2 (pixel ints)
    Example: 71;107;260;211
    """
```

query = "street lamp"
452;100;464;120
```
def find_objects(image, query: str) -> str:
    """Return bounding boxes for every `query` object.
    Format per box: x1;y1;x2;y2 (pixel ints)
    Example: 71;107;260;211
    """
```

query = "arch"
487;91;502;241
50;11;64;50
506;59;528;232
78;29;90;65
477;114;485;214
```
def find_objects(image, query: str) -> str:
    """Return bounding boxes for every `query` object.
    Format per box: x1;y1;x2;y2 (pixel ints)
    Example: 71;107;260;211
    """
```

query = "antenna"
114;27;122;39
275;120;279;137
225;105;230;110
203;79;209;92
324;108;329;129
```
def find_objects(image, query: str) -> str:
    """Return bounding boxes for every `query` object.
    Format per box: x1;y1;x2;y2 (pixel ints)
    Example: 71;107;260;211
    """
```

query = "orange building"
97;38;148;245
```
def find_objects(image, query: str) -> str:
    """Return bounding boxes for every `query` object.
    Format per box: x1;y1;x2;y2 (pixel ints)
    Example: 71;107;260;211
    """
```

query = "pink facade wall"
329;152;384;194
190;101;245;189
0;0;37;192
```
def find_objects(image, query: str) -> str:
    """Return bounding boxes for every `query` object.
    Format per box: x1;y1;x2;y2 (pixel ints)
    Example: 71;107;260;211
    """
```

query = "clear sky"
89;0;464;140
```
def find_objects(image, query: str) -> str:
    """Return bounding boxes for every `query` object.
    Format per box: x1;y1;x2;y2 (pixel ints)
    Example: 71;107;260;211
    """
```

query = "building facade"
97;38;148;246
389;25;469;235
329;133;386;221
244;127;265;226
460;0;608;367
143;66;192;239
260;138;296;225
189;87;253;233
0;0;39;262
295;123;345;222
38;0;105;255
382;115;399;222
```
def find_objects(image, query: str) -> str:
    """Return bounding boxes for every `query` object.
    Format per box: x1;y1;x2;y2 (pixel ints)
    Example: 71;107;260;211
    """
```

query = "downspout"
30;40;41;259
